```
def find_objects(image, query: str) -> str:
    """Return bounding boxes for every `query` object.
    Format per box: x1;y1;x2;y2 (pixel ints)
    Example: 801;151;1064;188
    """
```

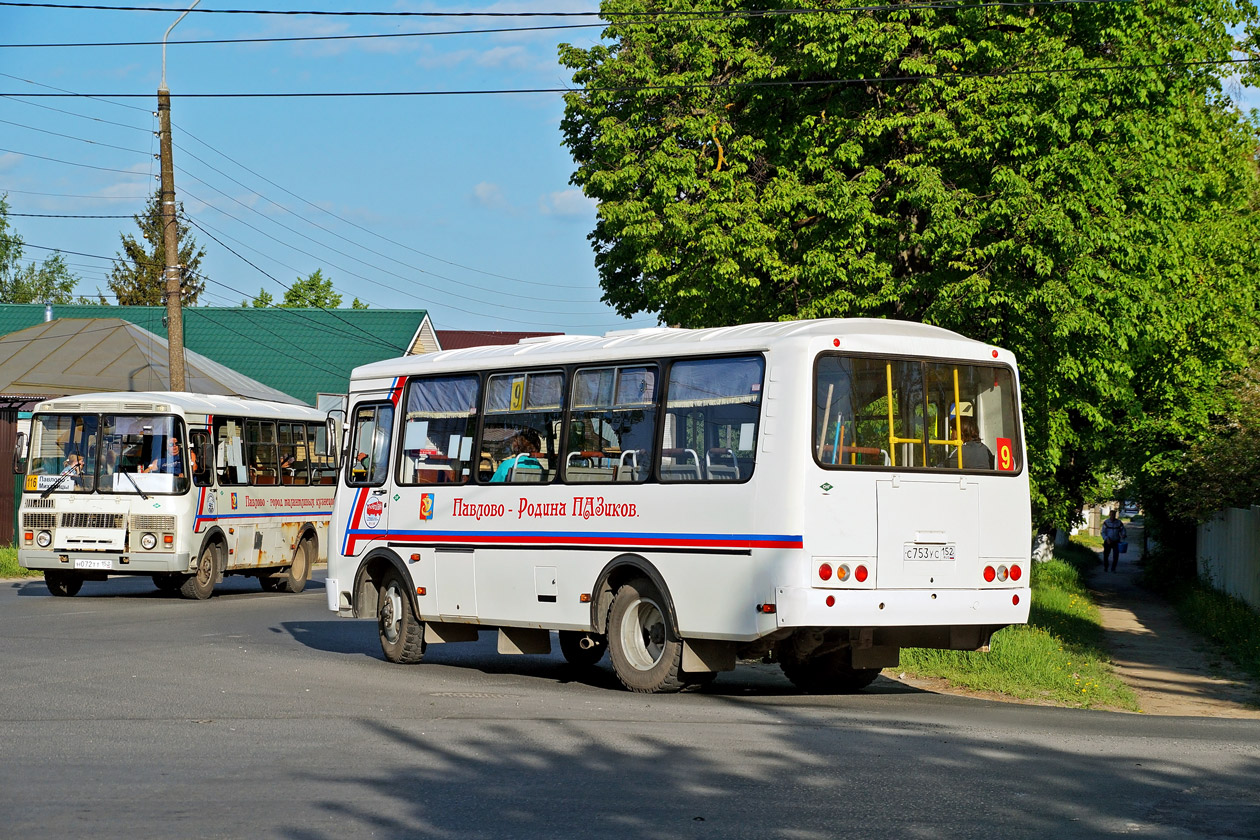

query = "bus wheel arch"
275;526;318;594
590;554;678;636
352;548;414;618
605;575;685;693
181;536;224;600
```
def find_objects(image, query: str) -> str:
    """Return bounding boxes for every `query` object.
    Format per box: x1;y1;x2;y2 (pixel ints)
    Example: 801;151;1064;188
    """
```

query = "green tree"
0;195;80;304
245;289;274;308
108;188;206;305
280;269;367;309
560;0;1260;530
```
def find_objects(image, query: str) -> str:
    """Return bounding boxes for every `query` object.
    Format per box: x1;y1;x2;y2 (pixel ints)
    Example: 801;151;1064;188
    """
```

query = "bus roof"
30;391;330;422
349;318;1005;382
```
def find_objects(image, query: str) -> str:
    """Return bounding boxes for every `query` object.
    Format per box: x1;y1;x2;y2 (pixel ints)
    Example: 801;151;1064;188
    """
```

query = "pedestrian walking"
1101;508;1127;572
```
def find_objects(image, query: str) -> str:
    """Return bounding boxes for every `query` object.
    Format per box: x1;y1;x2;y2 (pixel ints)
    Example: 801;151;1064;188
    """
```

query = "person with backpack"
1101;508;1127;572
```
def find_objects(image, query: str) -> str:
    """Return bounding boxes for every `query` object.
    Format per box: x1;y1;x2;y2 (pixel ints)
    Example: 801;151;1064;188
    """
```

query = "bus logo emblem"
420;494;434;521
230;493;238;510
364;497;384;528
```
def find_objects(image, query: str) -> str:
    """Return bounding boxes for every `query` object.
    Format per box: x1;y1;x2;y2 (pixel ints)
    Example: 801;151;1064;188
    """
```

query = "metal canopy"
0;318;304;405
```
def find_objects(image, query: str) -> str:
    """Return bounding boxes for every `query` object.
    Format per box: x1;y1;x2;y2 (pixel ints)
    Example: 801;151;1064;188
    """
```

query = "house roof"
0;318;302;403
0;305;432;405
435;329;562;350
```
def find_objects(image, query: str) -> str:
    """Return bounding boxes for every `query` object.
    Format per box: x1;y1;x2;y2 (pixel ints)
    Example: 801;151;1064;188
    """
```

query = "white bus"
17;392;339;600
327;319;1031;693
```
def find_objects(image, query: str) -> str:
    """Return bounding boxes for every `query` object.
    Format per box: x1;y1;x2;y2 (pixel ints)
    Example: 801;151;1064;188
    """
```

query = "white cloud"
0;152;21;171
538;188;594;218
473;181;511;211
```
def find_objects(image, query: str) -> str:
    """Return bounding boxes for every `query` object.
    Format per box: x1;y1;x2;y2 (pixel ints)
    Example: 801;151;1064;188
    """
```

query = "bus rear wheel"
275;537;313;594
378;570;425;664
607;578;685;693
558;630;606;668
180;544;217;600
45;570;82;597
780;649;881;694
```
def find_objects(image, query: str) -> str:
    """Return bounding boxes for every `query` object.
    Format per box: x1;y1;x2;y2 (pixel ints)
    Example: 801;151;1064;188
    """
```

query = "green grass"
1072;532;1103;550
0;547;39;579
898;541;1138;710
1171;582;1260;684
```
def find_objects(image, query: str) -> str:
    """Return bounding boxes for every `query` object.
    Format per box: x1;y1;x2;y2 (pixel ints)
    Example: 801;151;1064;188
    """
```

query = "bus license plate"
904;543;955;561
74;558;113;570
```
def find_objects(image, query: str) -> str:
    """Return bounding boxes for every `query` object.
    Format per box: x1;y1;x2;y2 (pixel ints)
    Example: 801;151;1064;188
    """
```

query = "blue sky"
0;2;659;334
4;5;1258;337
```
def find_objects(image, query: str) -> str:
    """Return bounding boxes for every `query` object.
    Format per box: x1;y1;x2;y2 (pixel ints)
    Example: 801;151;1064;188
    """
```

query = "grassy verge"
0;547;39;579
898;541;1138;709
1171;582;1260;684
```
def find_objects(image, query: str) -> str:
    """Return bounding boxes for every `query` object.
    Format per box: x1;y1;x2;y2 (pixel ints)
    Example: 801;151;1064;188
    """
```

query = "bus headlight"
140;533;158;551
36;530;52;548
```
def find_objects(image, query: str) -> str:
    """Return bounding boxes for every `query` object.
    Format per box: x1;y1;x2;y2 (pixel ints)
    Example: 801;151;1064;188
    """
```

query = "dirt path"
1089;524;1260;717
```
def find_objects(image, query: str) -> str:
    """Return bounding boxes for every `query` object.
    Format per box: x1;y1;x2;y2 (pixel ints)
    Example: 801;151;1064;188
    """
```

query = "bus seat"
660;448;701;481
705;447;740;481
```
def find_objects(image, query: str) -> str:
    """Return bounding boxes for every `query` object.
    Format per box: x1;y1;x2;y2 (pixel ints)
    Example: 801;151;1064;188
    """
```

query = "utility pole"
158;0;199;392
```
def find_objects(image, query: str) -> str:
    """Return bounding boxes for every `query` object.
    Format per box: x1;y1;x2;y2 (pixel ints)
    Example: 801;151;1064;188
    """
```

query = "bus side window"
346;403;395;486
661;356;763;483
189;430;214;487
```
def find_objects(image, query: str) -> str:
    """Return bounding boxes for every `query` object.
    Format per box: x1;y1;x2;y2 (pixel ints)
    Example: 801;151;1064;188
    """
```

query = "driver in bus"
145;439;186;476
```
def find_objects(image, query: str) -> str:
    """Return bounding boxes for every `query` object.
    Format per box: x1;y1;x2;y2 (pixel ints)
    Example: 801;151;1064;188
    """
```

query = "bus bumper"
18;550;193;575
775;585;1031;628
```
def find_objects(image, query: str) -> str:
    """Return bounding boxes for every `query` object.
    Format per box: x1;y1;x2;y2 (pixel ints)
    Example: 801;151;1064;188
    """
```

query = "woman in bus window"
490;429;543;482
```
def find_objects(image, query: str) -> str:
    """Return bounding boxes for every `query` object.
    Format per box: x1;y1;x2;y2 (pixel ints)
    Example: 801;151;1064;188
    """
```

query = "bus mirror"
12;432;26;475
326;411;345;467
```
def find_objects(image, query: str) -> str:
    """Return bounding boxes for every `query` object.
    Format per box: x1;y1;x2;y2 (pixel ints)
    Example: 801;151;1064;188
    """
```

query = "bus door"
338;399;397;558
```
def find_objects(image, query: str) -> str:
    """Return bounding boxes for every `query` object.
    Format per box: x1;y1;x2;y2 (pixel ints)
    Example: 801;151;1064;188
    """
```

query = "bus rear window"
815;355;1021;473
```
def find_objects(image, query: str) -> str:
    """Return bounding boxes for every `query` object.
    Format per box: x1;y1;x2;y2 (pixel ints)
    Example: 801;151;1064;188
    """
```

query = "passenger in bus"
958;417;994;470
146;439;186;476
490;429;543;482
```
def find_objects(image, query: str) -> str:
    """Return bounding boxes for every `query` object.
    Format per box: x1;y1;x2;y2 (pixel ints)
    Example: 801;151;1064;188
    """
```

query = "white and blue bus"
327;320;1031;693
18;392;338;599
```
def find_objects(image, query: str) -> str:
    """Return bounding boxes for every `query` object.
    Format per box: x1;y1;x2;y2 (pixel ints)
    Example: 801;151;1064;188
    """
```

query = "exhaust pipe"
578;634;600;650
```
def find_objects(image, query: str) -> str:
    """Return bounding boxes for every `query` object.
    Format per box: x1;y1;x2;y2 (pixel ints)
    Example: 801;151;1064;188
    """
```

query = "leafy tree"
108;188;206;305
0;195;81;304
280;269;367;309
245;289;274;308
560;0;1260;530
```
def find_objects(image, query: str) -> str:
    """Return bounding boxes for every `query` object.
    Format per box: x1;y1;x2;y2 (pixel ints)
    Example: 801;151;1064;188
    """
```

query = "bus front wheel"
607;578;685;693
45;571;82;597
377;570;425;664
780;649;881;694
180;545;217;600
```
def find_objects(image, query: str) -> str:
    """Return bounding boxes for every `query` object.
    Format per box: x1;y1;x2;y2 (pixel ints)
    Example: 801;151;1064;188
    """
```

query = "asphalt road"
2;572;1257;840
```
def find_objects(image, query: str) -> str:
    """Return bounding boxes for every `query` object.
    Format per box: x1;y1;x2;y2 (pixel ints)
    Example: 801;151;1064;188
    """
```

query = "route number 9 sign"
996;437;1015;472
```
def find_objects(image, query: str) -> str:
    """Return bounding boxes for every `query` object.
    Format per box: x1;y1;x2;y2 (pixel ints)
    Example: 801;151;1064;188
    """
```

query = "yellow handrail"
885;364;921;467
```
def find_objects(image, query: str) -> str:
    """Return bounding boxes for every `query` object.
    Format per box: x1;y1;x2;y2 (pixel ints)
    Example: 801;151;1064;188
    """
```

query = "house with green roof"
0;305;436;406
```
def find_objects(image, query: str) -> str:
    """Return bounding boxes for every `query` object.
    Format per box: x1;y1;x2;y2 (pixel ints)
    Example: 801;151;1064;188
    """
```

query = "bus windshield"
814;354;1022;473
27;413;190;495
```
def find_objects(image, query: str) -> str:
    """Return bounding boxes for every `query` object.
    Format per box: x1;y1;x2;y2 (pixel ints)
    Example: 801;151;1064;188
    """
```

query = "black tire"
179;544;217;600
152;574;181;592
606;577;685;693
378;570;425;664
558;630;606;668
780;649;881;694
274;537;313;594
45;570;83;597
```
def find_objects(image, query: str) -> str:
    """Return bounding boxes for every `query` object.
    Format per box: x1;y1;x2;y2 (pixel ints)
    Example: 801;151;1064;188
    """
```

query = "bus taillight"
854;565;868;583
1009;564;1022;581
818;563;832;581
983;566;996;582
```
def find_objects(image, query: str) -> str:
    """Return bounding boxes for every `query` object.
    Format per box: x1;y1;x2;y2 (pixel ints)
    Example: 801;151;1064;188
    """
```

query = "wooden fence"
1196;506;1260;610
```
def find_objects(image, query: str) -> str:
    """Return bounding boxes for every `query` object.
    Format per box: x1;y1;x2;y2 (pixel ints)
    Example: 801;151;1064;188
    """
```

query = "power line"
174;126;595;291
1;57;1250;99
0;186;148;199
172;138;603;300
0;92;152;132
6;212;132;218
0;144;150;175
0;1;1134;17
0;116;151;154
